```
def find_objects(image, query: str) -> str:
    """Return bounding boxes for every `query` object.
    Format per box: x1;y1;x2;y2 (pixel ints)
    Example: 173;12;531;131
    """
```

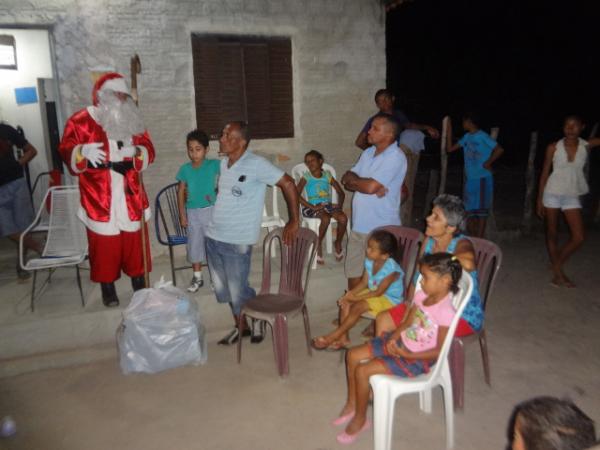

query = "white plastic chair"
291;162;342;269
19;185;88;312
261;185;286;257
369;272;474;450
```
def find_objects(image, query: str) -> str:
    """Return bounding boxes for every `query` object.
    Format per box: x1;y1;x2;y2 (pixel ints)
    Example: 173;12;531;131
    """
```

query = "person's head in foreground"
426;194;466;238
509;396;597;450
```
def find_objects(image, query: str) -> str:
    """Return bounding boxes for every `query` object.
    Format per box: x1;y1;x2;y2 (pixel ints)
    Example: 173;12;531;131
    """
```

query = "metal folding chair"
19;185;88;311
154;182;192;286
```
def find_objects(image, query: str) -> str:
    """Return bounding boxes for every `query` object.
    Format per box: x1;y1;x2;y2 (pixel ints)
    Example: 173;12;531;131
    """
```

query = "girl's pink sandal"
336;419;371;445
331;411;354;426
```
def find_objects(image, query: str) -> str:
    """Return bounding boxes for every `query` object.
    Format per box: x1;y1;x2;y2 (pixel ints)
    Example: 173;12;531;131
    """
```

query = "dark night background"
386;0;600;169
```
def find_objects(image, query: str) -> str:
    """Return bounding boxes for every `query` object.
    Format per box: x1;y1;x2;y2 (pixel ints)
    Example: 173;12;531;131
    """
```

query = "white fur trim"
100;77;130;95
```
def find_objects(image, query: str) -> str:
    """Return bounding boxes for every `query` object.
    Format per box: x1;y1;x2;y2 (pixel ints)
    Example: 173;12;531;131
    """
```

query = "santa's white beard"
94;90;145;141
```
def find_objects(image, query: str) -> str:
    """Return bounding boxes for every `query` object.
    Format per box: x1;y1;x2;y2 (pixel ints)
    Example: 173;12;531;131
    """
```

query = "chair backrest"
42;186;88;257
291;162;339;205
155;182;187;245
262;185;283;222
415;271;473;382
259;227;318;299
468;237;502;311
373;225;424;295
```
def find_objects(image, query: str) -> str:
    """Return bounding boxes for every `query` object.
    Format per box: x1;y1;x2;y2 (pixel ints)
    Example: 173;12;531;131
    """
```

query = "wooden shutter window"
192;34;294;139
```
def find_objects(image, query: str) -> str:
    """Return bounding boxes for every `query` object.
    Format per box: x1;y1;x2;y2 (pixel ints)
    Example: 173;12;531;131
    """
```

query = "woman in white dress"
537;115;600;287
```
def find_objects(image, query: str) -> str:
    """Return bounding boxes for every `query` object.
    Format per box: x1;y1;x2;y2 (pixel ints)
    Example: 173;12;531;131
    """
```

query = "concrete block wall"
1;0;386;256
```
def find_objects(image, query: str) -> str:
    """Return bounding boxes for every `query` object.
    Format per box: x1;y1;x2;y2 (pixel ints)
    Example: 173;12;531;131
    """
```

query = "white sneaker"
187;276;204;292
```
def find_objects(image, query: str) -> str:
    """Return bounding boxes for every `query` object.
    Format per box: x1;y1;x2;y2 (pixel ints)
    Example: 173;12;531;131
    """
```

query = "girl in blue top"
296;150;348;264
312;230;404;350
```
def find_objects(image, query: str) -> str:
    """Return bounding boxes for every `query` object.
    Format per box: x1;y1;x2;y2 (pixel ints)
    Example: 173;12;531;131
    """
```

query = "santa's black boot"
131;276;146;292
101;282;120;307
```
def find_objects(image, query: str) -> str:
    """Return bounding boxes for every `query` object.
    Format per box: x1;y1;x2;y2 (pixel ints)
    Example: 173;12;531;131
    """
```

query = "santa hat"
92;72;130;105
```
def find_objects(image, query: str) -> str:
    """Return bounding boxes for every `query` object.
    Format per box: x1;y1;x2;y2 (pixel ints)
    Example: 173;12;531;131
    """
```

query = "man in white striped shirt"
206;121;299;345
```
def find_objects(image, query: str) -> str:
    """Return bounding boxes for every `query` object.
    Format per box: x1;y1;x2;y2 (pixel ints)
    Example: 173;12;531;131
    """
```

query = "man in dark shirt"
354;89;440;150
0;123;39;279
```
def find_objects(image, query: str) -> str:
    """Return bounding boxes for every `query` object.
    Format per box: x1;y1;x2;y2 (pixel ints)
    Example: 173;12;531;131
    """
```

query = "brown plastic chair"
449;237;502;410
376;225;424;294
237;227;318;377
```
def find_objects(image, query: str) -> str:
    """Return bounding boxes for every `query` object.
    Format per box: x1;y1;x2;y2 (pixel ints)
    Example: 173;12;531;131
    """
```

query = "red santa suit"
59;73;155;283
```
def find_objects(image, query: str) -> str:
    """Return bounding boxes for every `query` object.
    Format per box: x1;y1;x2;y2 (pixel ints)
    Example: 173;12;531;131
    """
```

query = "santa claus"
59;72;155;307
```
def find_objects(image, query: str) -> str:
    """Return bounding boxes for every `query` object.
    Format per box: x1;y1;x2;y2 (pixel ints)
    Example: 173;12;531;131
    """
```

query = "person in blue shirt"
176;129;220;292
312;229;404;350
342;113;407;291
205;121;299;346
447;112;504;237
296;149;348;264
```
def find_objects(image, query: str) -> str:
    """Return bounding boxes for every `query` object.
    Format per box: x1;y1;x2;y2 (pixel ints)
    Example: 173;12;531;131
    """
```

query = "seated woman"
376;193;484;338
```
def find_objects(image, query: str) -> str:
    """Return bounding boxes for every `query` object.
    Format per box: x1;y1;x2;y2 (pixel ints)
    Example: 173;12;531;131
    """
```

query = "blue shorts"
0;177;34;237
368;332;433;378
464;176;493;217
186;206;213;264
301;203;342;218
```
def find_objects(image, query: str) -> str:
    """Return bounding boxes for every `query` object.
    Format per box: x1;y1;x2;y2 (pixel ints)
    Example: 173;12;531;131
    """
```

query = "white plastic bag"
117;284;207;374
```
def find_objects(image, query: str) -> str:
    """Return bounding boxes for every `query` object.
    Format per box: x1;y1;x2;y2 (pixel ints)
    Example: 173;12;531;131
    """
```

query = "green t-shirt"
176;159;220;209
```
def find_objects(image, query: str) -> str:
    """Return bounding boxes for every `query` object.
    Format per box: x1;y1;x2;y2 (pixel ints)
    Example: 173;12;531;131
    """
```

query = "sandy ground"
1;230;600;450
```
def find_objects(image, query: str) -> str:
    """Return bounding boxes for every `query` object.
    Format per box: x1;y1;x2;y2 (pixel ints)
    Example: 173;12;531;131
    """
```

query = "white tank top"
544;138;589;196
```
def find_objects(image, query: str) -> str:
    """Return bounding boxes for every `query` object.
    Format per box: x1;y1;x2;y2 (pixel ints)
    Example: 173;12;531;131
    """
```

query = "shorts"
301;203;341;218
464;175;493;217
0;177;34;237
542;192;581;210
356;289;395;315
369;332;433;377
186;206;213;263
344;230;368;279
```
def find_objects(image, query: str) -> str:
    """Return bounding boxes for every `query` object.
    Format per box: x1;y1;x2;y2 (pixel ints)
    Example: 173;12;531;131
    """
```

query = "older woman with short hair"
375;194;484;337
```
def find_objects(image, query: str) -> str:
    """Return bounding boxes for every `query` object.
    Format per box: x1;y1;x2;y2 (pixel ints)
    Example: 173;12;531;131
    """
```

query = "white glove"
119;145;137;158
81;143;106;168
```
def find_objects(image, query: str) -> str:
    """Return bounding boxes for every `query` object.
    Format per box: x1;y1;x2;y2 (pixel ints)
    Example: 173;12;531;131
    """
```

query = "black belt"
87;161;134;176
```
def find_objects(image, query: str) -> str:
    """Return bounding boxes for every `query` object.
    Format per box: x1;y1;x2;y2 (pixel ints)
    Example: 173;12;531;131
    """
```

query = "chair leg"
325;226;333;254
308;221;319;269
420;389;432;414
301;305;312;356
30;270;37;312
441;373;455;449
169;246;177;286
372;380;394;450
449;338;465;411
479;330;492;387
272;314;289;377
237;313;247;364
76;265;85;307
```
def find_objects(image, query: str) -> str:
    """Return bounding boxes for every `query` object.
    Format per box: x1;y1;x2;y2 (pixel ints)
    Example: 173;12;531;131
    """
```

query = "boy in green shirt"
176;130;220;292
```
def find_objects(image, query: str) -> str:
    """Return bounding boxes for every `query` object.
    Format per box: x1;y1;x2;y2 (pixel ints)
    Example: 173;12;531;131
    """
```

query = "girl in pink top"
333;253;462;445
